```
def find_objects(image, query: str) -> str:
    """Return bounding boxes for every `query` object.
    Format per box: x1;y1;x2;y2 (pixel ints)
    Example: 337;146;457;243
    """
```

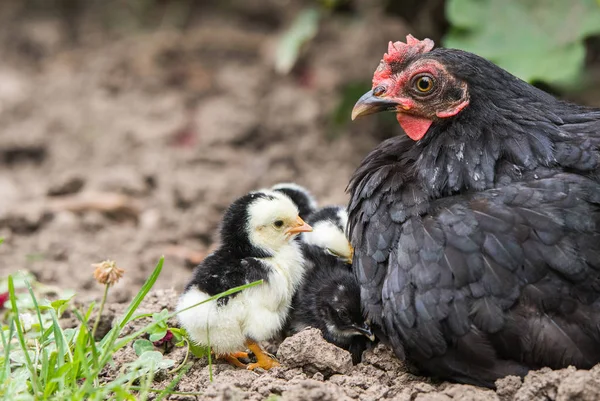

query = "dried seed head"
92;260;125;286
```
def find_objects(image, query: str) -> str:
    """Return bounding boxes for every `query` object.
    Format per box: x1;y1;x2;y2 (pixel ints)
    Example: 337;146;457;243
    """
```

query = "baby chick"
177;190;312;369
289;260;374;363
288;204;372;363
271;182;317;220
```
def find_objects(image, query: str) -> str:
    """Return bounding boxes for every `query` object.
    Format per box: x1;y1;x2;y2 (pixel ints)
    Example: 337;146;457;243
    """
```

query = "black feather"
186;192;273;304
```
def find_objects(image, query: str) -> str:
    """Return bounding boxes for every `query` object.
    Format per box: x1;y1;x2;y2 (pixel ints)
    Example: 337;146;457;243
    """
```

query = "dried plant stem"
92;283;110;339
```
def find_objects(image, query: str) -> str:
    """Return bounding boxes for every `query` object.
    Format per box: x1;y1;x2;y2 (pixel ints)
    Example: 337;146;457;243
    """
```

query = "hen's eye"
415;75;434;93
273;220;284;228
373;86;386;96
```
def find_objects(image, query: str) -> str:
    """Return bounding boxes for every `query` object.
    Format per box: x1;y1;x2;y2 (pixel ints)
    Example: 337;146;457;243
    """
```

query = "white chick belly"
241;251;305;341
241;276;291;341
176;286;248;354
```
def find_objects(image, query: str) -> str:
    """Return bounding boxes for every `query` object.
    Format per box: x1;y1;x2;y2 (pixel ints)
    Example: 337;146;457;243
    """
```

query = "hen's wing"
350;173;600;387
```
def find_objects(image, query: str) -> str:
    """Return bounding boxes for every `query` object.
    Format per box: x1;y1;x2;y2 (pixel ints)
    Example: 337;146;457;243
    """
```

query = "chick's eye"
273;220;284;228
415;75;434;93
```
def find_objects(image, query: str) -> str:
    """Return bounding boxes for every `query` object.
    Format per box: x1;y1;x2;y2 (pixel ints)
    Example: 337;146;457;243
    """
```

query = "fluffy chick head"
271;182;318;219
316;268;374;342
302;206;353;263
248;191;313;251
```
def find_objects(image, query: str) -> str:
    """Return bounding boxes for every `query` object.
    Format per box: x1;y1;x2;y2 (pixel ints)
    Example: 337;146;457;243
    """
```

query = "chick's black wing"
188;253;270;305
351;173;600;387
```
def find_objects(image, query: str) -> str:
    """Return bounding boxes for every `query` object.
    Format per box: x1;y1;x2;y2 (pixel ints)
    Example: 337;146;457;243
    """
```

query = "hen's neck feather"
348;83;600;232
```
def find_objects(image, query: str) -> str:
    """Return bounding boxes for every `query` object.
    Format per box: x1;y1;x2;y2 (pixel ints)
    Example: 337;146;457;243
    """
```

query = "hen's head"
352;35;471;141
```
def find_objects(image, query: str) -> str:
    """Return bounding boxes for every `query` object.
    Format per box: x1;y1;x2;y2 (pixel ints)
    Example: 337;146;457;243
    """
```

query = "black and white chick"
271;182;318;220
176;190;312;370
291;205;373;363
289;258;374;363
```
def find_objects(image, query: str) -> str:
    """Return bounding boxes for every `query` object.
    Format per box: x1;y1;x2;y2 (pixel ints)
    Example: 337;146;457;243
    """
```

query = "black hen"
349;35;600;387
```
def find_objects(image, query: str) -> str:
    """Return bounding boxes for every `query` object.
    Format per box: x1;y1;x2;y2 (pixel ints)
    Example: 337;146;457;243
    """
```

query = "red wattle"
396;113;433;141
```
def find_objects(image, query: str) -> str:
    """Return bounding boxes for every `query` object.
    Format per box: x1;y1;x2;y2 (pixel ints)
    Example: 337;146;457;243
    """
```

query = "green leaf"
9;349;36;365
133;339;155;356
50;296;74;317
170;328;184;343
151;308;169;330
153;308;169;321
275;8;321;74
149;330;167;343
188;341;209;358
133;351;175;371
444;0;600;86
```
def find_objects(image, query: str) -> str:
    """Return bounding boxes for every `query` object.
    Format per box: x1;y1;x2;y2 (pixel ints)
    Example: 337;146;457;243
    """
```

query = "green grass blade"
49;308;72;365
73;330;91;385
8;275;41;395
73;309;99;370
117;257;164;330
42;349;59;398
0;322;13;382
25;281;45;337
84;302;95;321
207;325;213;382
175;279;263;315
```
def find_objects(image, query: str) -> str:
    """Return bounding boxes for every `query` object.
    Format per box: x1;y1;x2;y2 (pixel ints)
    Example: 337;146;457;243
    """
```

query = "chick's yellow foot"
245;340;280;370
247;358;280;370
221;353;247;368
230;351;249;359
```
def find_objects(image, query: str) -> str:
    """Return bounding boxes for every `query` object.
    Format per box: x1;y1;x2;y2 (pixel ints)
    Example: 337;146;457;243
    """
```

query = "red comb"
382;35;435;64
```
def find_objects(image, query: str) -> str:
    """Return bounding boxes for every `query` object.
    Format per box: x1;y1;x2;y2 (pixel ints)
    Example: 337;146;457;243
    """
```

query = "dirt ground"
98;289;600;401
2;1;600;400
0;0;407;304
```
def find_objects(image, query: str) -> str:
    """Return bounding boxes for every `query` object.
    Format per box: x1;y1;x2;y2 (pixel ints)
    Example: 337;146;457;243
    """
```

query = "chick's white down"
301;208;352;260
177;193;307;354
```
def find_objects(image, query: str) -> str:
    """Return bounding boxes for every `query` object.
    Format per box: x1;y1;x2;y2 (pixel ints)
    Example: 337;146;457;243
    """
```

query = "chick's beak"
286;216;313;236
352;323;376;342
351;89;401;120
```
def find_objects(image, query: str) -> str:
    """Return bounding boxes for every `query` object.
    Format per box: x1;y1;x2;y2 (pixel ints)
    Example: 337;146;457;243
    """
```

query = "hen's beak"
286;216;313;235
352;323;376;341
351;89;399;120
